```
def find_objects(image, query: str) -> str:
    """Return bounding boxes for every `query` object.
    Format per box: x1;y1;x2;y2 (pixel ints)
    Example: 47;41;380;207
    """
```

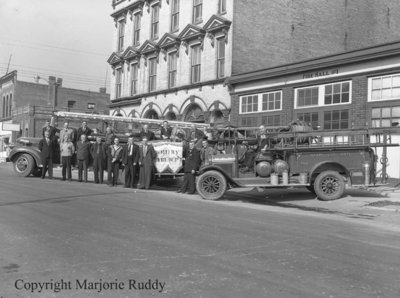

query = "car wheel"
13;154;35;177
314;171;345;201
196;170;227;201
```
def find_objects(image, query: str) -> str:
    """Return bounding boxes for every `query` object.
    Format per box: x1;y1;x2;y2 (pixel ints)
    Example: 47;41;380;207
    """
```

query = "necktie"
129;145;132;156
143;146;147;156
97;144;100;154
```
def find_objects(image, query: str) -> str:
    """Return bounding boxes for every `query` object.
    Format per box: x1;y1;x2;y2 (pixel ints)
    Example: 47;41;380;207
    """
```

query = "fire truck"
196;125;400;201
7;111;399;201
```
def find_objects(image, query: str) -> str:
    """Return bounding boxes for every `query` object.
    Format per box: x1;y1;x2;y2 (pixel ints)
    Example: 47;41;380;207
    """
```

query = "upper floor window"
371;106;400;127
295;81;352;108
171;0;180;32
117;20;125;51
148;58;157;92
239;91;282;114
191;45;201;84
133;13;141;46
115;68;122;98
218;0;226;14
130;63;138;95
168;52;177;88
240;95;258;114
216;38;225;79
262;91;281;111
193;0;203;24
369;74;400;101
151;4;160;40
324;82;350;105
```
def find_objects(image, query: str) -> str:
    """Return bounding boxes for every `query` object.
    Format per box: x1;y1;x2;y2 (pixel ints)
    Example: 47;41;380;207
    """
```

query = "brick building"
0;71;110;147
227;41;400;178
107;0;400;123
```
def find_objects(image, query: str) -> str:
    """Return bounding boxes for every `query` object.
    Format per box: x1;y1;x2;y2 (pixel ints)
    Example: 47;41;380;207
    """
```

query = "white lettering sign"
152;142;183;173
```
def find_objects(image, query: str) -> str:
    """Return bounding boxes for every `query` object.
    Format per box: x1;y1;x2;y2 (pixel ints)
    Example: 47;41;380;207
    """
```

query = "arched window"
184;103;204;123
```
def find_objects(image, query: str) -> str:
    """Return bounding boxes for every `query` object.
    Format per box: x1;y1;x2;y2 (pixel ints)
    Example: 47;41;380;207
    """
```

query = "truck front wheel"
13;154;35;177
314;171;345;201
196;170;227;201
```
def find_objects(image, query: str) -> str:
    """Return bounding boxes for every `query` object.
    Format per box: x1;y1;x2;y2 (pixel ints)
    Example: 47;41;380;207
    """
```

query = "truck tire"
196;170;227;201
13;154;35;177
314;171;345;201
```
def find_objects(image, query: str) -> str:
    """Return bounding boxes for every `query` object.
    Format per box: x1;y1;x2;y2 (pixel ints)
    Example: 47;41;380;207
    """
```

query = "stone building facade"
108;0;400;124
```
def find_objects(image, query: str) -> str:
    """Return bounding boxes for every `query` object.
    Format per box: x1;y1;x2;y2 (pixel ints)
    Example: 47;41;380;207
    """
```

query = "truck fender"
309;161;349;182
198;165;239;187
9;147;42;167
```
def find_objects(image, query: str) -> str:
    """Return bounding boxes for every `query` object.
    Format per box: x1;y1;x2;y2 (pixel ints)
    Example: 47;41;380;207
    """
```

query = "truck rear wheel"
196;170;227;201
13;153;35;177
314;171;345;201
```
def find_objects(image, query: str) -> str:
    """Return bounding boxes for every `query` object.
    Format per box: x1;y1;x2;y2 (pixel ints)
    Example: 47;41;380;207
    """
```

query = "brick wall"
232;0;400;75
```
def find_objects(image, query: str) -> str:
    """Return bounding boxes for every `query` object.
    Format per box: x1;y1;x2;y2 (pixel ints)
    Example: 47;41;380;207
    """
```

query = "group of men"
38;120;209;193
39;120;158;189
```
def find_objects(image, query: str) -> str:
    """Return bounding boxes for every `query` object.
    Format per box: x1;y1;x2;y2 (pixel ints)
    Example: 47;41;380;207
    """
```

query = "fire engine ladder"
54;111;211;130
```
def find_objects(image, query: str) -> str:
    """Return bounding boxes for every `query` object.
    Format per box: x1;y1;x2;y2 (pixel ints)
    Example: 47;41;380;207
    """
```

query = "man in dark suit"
138;136;157;189
178;141;201;194
139;124;155;141
42;120;58;141
76;121;92;142
122;137;140;188
38;131;56;179
160;121;172;140
76;134;91;182
90;136;106;184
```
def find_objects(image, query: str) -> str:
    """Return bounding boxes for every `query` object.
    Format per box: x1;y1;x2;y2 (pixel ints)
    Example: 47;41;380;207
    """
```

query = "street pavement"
0;163;400;298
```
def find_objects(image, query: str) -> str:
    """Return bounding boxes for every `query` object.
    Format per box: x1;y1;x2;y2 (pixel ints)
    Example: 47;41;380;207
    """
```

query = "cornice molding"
228;41;400;86
107;52;124;66
111;0;145;19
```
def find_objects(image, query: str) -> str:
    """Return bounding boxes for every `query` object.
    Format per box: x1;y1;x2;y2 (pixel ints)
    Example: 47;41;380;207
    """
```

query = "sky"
0;0;114;92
